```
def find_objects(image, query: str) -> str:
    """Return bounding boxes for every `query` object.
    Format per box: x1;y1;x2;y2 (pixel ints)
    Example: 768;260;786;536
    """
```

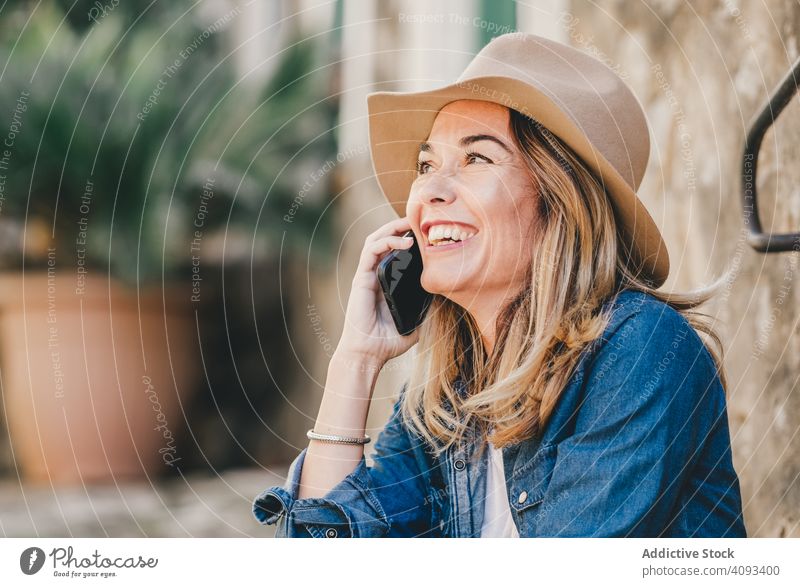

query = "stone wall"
567;0;800;537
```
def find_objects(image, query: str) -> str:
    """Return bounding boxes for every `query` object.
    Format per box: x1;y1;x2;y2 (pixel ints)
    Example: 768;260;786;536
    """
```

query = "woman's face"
407;100;539;308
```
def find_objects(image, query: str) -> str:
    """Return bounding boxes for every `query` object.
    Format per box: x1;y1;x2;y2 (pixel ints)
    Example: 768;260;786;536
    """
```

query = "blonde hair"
401;108;728;459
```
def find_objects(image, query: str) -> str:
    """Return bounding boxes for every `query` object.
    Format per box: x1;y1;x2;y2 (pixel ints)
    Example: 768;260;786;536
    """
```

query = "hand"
337;216;422;366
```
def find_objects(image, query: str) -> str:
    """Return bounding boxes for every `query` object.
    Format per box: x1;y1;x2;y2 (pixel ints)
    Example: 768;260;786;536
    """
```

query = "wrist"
324;350;383;403
331;348;385;374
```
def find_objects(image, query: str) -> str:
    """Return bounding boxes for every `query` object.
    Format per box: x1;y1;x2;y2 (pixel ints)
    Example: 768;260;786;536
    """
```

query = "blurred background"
0;0;797;537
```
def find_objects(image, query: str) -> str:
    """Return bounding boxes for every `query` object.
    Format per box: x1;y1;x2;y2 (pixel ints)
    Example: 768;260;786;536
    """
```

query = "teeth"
426;224;477;245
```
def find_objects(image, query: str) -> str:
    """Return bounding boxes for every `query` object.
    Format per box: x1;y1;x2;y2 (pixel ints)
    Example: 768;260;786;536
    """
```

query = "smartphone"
376;230;433;336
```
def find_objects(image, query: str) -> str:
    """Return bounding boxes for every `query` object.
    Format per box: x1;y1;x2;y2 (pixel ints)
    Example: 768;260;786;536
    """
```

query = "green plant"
0;2;337;285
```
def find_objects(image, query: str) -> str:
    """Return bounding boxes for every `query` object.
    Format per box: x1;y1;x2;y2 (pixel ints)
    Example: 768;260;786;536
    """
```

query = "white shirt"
479;440;520;537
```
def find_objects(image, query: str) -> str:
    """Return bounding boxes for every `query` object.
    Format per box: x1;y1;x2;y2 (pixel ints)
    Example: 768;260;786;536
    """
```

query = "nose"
416;175;457;207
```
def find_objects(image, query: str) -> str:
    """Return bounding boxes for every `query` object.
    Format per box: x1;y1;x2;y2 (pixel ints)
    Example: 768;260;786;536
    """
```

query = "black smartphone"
376;230;433;336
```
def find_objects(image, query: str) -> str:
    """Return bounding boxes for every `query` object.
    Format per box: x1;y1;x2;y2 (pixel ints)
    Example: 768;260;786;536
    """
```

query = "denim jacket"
252;290;747;537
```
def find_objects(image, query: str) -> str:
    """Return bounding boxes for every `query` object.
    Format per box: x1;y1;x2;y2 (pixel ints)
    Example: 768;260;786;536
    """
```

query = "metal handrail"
741;56;800;252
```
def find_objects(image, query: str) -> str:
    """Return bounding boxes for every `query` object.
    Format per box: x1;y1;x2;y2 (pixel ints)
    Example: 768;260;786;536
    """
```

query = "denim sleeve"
535;305;742;537
252;385;432;537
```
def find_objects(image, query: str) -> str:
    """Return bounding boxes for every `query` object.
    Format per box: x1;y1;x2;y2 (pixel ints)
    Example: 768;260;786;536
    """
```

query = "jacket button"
517;490;528;504
325;528;338;538
454;458;466;471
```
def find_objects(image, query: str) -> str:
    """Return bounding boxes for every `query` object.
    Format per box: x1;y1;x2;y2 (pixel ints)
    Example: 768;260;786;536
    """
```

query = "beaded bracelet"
306;429;372;445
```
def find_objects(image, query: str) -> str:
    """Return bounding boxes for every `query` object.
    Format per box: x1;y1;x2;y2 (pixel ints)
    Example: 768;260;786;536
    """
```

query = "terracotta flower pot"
0;270;199;484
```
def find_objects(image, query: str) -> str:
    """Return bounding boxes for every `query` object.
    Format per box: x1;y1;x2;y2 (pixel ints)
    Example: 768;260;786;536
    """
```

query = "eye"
465;151;493;165
416;159;433;175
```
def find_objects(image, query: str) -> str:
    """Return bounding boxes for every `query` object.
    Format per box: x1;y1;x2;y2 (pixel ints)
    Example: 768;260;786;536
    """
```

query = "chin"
421;272;470;298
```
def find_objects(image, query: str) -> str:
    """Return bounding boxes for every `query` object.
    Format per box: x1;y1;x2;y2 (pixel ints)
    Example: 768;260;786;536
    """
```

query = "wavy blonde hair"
400;108;728;459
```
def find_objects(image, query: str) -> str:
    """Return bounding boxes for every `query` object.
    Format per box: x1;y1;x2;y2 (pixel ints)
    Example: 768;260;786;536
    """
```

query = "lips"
420;220;479;245
424;236;476;252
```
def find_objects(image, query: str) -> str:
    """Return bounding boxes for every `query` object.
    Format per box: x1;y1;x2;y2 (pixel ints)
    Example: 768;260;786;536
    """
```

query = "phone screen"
376;230;433;335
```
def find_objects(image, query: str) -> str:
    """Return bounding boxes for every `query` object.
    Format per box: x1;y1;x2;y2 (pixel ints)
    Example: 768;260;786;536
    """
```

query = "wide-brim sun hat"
366;32;669;288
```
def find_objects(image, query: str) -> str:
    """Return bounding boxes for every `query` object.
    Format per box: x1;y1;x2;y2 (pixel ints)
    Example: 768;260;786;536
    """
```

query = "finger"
360;235;414;271
365;216;412;243
357;234;414;274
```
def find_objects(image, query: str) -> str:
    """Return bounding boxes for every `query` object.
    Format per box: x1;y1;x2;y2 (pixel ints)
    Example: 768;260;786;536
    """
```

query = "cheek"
406;184;427;219
483;202;536;268
405;192;418;217
490;230;532;288
489;225;528;265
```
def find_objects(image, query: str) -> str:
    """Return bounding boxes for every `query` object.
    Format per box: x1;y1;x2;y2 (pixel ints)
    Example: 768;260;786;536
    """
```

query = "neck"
457;291;509;357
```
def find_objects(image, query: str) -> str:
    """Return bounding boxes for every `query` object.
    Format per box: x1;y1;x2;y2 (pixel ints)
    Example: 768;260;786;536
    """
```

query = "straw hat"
366;32;669;287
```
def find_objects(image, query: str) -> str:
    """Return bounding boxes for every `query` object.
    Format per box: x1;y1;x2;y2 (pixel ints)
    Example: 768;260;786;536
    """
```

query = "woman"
253;32;746;537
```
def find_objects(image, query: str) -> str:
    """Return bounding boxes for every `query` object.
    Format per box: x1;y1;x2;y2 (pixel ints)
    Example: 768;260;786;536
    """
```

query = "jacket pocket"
510;443;558;515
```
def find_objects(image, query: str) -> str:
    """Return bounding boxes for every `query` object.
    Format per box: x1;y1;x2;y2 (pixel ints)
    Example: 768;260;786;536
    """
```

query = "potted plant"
0;3;336;483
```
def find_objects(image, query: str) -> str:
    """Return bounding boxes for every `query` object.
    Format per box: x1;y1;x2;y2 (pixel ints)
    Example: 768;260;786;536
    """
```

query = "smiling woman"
253;32;746;538
408;100;540;353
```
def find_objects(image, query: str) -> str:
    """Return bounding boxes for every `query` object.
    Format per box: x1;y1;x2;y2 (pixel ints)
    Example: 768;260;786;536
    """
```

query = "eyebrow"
419;134;512;155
